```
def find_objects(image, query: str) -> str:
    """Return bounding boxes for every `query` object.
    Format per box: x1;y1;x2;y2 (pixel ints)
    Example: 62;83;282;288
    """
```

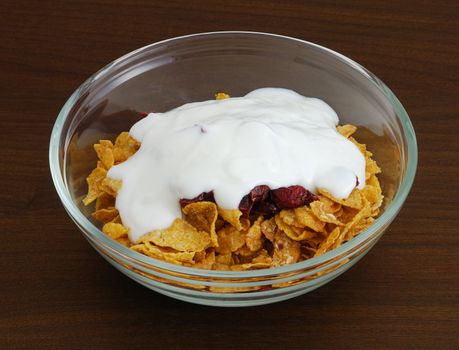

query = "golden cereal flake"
183;201;219;247
137;219;211;252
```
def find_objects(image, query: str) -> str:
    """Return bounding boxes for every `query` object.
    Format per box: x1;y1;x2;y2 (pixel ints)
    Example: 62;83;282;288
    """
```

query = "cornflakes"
83;167;107;205
102;222;128;240
217;208;249;231
131;242;196;265
83;101;383;270
215;92;230;100
94;140;115;169
246;216;264;251
183;201;219;247
216;225;246;254
270;230;301;266
314;227;341;257
136;219;211;252
92;207;119;223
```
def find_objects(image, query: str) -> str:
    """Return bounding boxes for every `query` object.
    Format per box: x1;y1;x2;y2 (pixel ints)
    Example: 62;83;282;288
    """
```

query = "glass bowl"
49;31;417;307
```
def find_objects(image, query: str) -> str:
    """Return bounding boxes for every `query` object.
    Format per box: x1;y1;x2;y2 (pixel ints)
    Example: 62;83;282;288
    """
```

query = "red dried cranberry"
249;185;270;202
179;185;317;215
238;195;252;215
271;185;318;209
238;185;270;216
252;200;279;216
179;191;215;208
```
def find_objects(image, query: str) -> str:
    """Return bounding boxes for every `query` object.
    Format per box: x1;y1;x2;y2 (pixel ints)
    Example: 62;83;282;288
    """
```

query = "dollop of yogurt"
108;88;365;242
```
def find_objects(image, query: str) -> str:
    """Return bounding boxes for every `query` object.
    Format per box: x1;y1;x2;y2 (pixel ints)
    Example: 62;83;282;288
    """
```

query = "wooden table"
1;1;458;349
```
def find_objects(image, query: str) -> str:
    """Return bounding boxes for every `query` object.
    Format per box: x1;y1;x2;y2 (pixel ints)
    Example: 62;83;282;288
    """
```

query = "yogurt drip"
108;88;366;242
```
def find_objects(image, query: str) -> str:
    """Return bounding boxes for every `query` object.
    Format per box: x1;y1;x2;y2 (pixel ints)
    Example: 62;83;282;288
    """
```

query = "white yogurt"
108;88;365;242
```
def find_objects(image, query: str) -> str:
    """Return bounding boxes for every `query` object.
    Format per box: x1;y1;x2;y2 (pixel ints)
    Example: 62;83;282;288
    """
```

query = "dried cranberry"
238;185;270;216
179;185;317;215
238;195;252;215
252;200;279;216
271;185;318;209
179;191;215;208
250;185;271;202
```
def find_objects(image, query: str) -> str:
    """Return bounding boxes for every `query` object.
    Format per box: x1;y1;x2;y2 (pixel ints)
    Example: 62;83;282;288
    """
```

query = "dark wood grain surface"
1;1;458;349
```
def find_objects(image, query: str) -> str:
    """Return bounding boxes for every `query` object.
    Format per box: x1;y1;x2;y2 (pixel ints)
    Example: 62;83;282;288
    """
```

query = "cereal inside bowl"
50;32;416;306
83;88;383;271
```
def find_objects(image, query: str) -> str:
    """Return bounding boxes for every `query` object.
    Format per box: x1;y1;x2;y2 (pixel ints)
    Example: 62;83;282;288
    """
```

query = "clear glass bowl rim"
49;31;418;279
